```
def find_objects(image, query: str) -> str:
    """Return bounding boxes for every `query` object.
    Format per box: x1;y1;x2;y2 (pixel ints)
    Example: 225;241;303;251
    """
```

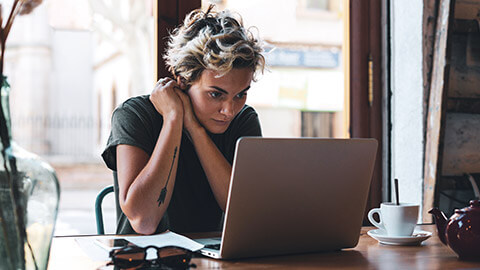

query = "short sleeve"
234;106;262;137
101;96;161;171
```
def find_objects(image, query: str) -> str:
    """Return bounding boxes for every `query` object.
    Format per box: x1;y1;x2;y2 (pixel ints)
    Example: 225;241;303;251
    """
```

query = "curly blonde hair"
164;5;265;87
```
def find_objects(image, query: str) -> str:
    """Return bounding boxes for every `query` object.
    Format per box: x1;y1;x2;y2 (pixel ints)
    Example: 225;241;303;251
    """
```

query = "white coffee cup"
367;202;419;236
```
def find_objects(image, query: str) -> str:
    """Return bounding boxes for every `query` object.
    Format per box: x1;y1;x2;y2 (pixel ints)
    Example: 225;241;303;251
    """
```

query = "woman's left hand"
175;88;202;134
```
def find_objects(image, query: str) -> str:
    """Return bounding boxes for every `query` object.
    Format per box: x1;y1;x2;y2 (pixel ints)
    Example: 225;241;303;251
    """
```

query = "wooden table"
48;225;480;269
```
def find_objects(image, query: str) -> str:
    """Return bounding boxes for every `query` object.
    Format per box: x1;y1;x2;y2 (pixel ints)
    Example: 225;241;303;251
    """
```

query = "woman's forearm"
116;116;183;234
188;126;231;211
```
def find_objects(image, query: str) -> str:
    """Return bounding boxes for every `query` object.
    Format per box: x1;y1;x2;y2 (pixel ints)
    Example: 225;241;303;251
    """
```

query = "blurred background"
3;0;346;235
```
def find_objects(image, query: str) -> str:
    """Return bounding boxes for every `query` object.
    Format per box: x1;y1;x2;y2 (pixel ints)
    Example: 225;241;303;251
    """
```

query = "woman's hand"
176;88;202;134
150;78;183;121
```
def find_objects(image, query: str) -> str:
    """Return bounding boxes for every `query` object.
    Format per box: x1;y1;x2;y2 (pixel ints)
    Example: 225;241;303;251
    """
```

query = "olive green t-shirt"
102;95;262;234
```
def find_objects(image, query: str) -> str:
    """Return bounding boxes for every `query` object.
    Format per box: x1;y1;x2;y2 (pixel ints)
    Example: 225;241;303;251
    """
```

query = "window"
306;0;329;10
296;0;341;20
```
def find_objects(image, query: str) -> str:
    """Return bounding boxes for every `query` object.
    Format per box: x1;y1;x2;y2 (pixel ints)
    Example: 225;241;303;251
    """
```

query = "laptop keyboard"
204;244;221;250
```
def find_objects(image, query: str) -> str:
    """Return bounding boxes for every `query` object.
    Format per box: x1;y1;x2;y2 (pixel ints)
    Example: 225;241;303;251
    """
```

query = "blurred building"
5;0;153;162
5;0;344;163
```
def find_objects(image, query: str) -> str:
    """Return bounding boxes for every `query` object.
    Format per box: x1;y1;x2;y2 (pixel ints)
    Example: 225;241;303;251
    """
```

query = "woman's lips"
212;119;230;125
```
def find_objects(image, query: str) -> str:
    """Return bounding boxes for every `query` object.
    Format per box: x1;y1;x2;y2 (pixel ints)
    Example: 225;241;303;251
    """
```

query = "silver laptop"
195;137;378;259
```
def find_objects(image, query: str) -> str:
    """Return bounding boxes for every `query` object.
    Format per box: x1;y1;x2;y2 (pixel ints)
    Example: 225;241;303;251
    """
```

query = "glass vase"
0;76;60;270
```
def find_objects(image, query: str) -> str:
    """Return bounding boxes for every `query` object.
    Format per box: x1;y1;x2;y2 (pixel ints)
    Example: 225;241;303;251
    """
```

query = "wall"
5;4;52;154
390;1;425;215
49;29;95;160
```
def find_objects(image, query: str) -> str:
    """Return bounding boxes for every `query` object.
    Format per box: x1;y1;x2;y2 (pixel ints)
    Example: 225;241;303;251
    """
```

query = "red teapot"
429;200;480;260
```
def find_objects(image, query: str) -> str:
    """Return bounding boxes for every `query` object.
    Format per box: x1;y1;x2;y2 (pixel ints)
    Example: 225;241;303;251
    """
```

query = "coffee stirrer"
394;178;400;205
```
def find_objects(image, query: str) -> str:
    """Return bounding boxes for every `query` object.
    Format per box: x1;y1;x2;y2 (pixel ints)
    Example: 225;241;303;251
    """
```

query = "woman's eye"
209;92;222;98
236;92;247;99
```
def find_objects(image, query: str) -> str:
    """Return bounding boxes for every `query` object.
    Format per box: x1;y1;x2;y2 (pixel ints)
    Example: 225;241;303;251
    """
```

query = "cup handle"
367;208;384;230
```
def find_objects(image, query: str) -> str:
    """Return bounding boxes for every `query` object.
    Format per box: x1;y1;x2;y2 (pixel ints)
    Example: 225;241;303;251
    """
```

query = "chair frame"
95;185;114;234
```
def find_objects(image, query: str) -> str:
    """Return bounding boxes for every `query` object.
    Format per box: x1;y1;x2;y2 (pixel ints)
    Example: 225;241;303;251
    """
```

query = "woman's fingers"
156;77;174;84
150;77;183;118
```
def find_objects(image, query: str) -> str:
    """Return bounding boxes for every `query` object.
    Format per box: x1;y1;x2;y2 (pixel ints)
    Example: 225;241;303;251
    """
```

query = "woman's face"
187;68;253;134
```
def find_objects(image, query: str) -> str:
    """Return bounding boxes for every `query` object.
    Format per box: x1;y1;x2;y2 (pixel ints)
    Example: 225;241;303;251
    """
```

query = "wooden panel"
349;0;370;138
453;19;480;33
366;0;383;224
178;0;201;23
423;0;439;116
155;0;201;80
423;0;454;222
442;113;480;175
350;0;383;224
455;0;480;20
447;31;480;98
467;31;480;66
447;98;480;114
155;0;178;80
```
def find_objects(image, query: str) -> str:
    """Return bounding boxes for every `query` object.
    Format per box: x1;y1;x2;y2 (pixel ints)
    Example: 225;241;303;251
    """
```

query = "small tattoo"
157;146;178;206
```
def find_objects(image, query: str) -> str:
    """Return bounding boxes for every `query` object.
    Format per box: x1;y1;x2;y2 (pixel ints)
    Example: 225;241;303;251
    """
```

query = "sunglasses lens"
161;255;192;269
158;247;193;269
111;246;145;268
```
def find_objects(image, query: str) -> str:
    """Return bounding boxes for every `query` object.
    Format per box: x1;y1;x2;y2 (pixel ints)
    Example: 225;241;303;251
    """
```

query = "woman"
102;5;265;235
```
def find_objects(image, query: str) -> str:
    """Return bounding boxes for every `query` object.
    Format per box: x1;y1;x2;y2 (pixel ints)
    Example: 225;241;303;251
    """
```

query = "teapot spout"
429;207;448;245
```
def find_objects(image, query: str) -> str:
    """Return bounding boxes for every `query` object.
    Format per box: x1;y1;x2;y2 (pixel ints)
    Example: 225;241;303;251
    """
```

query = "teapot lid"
455;200;480;214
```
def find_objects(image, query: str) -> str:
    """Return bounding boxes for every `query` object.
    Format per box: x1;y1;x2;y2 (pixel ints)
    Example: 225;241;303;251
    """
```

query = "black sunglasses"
107;245;196;269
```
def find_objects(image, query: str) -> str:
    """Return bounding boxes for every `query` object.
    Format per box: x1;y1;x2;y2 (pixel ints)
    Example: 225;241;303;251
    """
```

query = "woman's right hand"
149;77;183;120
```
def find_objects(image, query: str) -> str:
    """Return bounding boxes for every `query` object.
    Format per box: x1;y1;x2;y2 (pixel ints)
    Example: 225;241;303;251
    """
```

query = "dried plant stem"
4;1;22;40
0;5;3;33
27;240;38;270
1;39;5;83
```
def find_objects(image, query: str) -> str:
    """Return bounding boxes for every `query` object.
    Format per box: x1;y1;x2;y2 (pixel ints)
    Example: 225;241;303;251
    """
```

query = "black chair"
95;184;114;235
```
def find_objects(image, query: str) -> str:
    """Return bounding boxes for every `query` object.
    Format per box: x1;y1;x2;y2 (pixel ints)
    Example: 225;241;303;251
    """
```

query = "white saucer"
367;229;432;246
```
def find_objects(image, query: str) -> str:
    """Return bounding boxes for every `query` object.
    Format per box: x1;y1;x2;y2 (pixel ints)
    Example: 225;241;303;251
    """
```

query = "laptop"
195;137;378;259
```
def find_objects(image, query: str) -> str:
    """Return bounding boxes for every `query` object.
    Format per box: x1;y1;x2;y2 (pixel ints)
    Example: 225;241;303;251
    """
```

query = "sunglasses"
107;245;196;269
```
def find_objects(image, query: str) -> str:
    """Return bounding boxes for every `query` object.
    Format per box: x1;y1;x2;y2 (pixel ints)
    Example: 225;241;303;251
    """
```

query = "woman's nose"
220;101;235;118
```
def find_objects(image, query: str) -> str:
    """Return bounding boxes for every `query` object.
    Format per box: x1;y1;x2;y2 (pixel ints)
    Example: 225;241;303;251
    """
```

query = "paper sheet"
75;237;115;261
124;231;204;251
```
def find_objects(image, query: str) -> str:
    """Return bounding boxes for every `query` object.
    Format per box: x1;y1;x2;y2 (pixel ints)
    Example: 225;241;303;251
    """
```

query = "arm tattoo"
157;146;178;206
